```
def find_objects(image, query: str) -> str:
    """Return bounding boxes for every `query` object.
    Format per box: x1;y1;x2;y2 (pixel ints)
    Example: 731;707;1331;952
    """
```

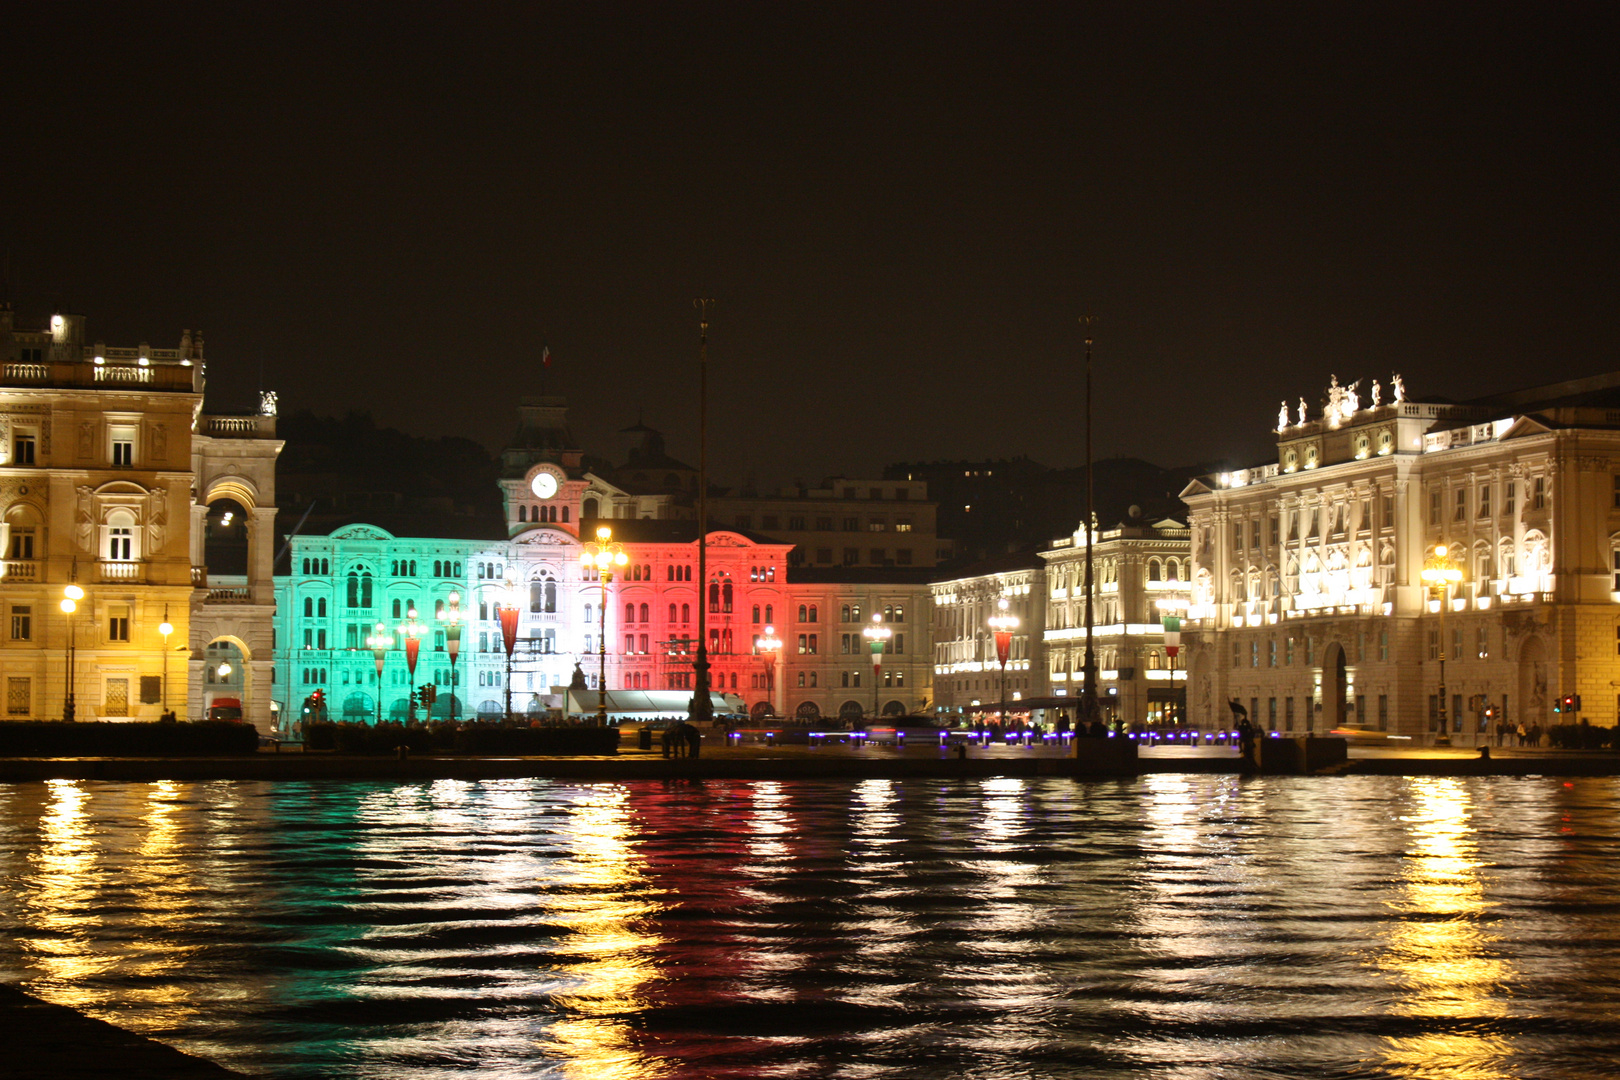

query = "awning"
563;689;741;718
962;697;1082;712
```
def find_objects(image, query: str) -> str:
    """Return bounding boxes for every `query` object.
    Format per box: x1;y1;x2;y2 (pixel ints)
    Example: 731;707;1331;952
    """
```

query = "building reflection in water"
1376;777;1515;1079
17;780;105;998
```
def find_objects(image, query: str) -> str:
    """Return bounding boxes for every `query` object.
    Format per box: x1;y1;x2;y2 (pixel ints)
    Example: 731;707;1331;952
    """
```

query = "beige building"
929;555;1044;720
0;308;280;729
1041;516;1192;725
713;479;947;569
1180;372;1620;738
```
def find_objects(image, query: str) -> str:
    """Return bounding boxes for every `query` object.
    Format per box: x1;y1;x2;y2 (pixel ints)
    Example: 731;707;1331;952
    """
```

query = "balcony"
2;560;39;582
1;359;199;393
205;587;255;604
97;560;145;584
198;413;276;438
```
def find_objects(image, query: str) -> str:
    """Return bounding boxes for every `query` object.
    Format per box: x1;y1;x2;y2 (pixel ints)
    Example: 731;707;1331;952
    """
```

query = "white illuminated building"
930;556;1043;719
1040;513;1192;724
1180;371;1620;737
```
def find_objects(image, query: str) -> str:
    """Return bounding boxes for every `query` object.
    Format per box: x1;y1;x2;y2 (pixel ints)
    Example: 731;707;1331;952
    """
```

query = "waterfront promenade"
0;738;1615;782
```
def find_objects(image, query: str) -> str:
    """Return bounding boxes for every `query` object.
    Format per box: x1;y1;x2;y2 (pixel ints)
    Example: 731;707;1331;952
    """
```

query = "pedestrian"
1237;716;1256;765
1528;722;1542;748
1517;722;1528;746
684;721;701;758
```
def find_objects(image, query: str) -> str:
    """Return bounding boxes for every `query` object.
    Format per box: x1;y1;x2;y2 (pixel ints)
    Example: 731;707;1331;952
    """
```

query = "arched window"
562;507;570;523
753;605;761;622
318;597;327;617
841;604;851;622
799;604;808;622
669;603;678;623
582;496;599;519
681;603;691;623
1148;559;1162;582
723;579;733;613
361;571;373;607
765;604;773;624
639;603;650;622
347;571;360;607
530;573;557;613
104;508;136;561
625;602;636;623
808;605;818;623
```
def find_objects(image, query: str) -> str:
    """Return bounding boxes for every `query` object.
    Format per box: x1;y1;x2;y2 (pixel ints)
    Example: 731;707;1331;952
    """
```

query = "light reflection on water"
3;777;1620;1078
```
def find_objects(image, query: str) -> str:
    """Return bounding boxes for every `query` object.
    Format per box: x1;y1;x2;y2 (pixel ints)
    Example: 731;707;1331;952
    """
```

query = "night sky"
7;2;1617;484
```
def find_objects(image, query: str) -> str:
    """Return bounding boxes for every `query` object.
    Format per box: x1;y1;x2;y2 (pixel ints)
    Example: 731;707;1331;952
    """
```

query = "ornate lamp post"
988;597;1019;728
580;525;627;726
366;622;393;725
863;612;891;722
496;583;521;722
755;624;783;718
158;606;174;715
60;584;83;721
437;592;464;723
400;605;424;721
1422;543;1464;747
1157;596;1187;726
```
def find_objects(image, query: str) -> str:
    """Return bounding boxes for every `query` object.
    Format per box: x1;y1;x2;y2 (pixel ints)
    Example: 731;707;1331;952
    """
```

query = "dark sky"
7;2;1617;484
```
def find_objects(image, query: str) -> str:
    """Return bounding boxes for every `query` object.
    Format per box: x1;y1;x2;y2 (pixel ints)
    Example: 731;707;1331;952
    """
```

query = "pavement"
0;983;246;1079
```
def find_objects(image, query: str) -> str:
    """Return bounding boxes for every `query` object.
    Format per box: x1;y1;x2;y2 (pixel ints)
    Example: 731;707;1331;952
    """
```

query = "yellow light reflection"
542;785;672;1080
1377;778;1515;1079
20;780;113;999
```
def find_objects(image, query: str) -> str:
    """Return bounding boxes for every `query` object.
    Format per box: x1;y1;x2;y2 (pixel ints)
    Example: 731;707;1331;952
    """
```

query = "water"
3;775;1620;1078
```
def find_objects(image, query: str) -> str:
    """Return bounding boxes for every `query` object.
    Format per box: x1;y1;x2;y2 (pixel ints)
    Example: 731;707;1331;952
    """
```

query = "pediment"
1179;479;1214;498
1497;415;1555;440
513;527;577;545
331;524;395;541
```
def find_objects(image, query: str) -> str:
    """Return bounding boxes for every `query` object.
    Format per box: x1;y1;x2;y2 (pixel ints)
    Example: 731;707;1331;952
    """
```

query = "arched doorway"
1519;636;1548;728
342;691;373;722
881;699;906;717
1321;642;1347;730
838;700;864;723
794;701;820;720
201;638;249;722
750;700;771;720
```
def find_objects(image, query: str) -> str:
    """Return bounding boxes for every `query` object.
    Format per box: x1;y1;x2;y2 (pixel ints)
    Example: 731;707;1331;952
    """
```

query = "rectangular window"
1453;488;1467;521
1503;480;1515;516
110;424;136;467
9;527;34;560
798;633;808;654
1378;694;1388;730
1285;637;1295;665
807;634;818;654
1429;489;1442;525
108;604;130;642
1268;639;1277;667
1267;698;1277;729
1250;520;1261;549
1382;494;1394;528
1533;476;1545;509
815;516;833;531
843;548;859;565
1250;641;1259;668
894;633;904;654
1231;640;1242;668
1233;523;1244;551
1478;485;1491;518
12;433;35;465
1477;625;1489;659
1379;629;1389;662
7;677;29;716
1452;627;1462;661
895;519;913;532
140;675;162;704
1428;629;1439;660
868;520;886;532
870;548;886;564
1269;516;1280;545
733;515;752;529
1284;697;1295;731
10;605;30;640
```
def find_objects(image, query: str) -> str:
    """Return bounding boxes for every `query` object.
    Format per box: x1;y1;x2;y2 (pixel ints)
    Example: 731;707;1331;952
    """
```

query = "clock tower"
502;462;590;537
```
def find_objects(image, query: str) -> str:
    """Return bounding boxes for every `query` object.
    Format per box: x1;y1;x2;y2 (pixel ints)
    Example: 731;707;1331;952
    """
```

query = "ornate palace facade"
1180;372;1620;737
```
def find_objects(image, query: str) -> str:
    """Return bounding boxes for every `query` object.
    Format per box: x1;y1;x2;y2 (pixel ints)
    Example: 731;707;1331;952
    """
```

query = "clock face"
530;472;559;499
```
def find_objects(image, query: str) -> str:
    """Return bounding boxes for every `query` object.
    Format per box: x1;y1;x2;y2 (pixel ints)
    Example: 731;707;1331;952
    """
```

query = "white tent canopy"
562;689;742;720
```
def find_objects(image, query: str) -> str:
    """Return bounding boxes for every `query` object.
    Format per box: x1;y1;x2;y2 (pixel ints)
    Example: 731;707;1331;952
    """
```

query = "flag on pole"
542;344;552;367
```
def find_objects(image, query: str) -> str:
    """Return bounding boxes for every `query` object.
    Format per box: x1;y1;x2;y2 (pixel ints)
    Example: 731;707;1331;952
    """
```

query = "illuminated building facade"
929;555;1044;719
1180;372;1620;736
0;307;281;727
273;397;933;727
711;479;947;569
1041;516;1193;725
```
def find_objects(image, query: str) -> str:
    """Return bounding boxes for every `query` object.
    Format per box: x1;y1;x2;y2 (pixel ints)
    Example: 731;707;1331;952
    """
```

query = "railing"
2;560;38;581
1;359;197;392
198;414;275;438
205;587;255;604
98;560;144;583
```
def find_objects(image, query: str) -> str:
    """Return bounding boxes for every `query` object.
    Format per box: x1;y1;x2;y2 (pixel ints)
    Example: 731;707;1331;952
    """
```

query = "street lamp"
400;605;425;721
1421;543;1465;747
438;591;464;724
755;624;782;718
580;525;627;726
366;622;393;725
988;597;1018;729
496;582;520;722
1157;596;1187;726
61;583;83;721
862;612;891;722
159;607;174;715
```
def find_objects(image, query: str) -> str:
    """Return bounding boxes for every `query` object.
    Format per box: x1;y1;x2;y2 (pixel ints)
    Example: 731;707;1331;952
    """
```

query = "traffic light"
420;684;437;712
1561;694;1578;714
